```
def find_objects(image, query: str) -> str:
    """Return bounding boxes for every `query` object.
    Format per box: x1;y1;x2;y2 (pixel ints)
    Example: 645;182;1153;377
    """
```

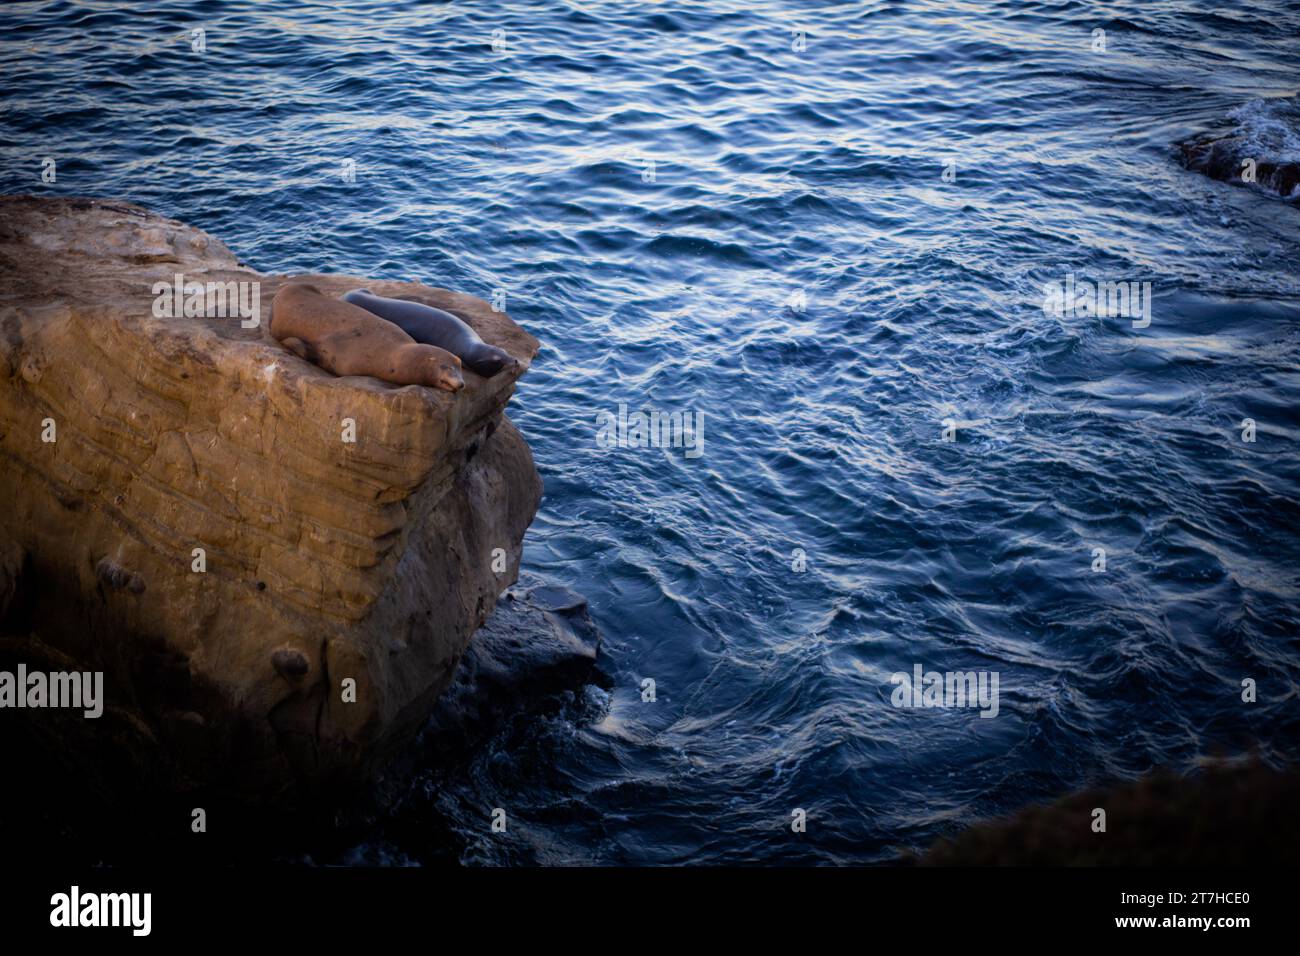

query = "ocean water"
3;0;1300;865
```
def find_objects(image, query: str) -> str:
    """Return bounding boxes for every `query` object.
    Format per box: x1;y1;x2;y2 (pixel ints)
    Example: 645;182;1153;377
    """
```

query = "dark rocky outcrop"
1177;97;1300;203
418;571;609;761
1178;137;1300;202
1;570;607;865
918;760;1300;866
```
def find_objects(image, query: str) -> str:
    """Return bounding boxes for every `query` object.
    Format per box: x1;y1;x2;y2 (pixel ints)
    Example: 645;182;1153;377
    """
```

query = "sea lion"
341;288;518;378
270;283;464;392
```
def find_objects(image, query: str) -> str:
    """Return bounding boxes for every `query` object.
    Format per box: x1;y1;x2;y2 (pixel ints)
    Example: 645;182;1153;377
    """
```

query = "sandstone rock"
0;195;543;798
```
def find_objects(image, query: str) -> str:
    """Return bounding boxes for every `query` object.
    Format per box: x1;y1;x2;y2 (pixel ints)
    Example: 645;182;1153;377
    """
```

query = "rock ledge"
0;195;543;797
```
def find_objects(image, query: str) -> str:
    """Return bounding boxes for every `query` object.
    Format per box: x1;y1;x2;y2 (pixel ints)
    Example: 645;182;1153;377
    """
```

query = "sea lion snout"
465;346;516;378
432;354;465;392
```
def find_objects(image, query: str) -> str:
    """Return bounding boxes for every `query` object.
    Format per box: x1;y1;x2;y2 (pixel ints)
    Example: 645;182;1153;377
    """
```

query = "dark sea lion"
342;288;518;378
270;283;464;392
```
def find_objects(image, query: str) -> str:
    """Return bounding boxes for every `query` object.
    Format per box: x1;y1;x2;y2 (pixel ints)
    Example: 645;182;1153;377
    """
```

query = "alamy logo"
595;403;705;459
152;273;261;328
890;664;1000;718
50;886;151;936
0;665;102;718
1042;272;1152;328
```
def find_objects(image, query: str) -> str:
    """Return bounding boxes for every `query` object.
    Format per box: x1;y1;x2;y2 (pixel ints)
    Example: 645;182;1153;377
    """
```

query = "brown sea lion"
270;282;464;392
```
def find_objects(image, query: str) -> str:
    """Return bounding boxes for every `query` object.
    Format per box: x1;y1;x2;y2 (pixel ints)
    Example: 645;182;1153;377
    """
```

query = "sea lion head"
465;343;518;378
426;349;465;393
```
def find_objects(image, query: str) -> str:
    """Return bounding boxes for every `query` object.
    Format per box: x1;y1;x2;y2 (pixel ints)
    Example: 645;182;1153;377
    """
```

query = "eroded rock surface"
0;195;543;798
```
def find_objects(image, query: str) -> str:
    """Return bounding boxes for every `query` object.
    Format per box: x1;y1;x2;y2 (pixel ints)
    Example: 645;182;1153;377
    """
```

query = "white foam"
1224;96;1300;164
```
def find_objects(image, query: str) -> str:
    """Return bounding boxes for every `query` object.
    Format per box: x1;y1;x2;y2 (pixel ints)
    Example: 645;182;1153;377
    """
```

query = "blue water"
4;1;1300;865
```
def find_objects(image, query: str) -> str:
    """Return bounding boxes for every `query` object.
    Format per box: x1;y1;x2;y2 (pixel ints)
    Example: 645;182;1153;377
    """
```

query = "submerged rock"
1177;97;1300;203
418;571;609;760
0;195;543;799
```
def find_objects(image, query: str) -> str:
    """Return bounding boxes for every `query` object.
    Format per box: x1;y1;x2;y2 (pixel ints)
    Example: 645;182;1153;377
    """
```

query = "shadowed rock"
417;572;609;760
917;760;1300;866
1178;137;1300;201
1176;96;1300;203
96;557;146;594
0;541;24;620
271;647;311;681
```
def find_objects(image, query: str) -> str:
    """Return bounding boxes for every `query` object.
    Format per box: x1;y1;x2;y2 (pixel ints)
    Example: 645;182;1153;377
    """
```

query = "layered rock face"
0;195;542;798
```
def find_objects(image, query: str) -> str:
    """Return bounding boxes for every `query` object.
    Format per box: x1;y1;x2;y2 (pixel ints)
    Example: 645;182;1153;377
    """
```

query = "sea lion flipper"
280;336;315;362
